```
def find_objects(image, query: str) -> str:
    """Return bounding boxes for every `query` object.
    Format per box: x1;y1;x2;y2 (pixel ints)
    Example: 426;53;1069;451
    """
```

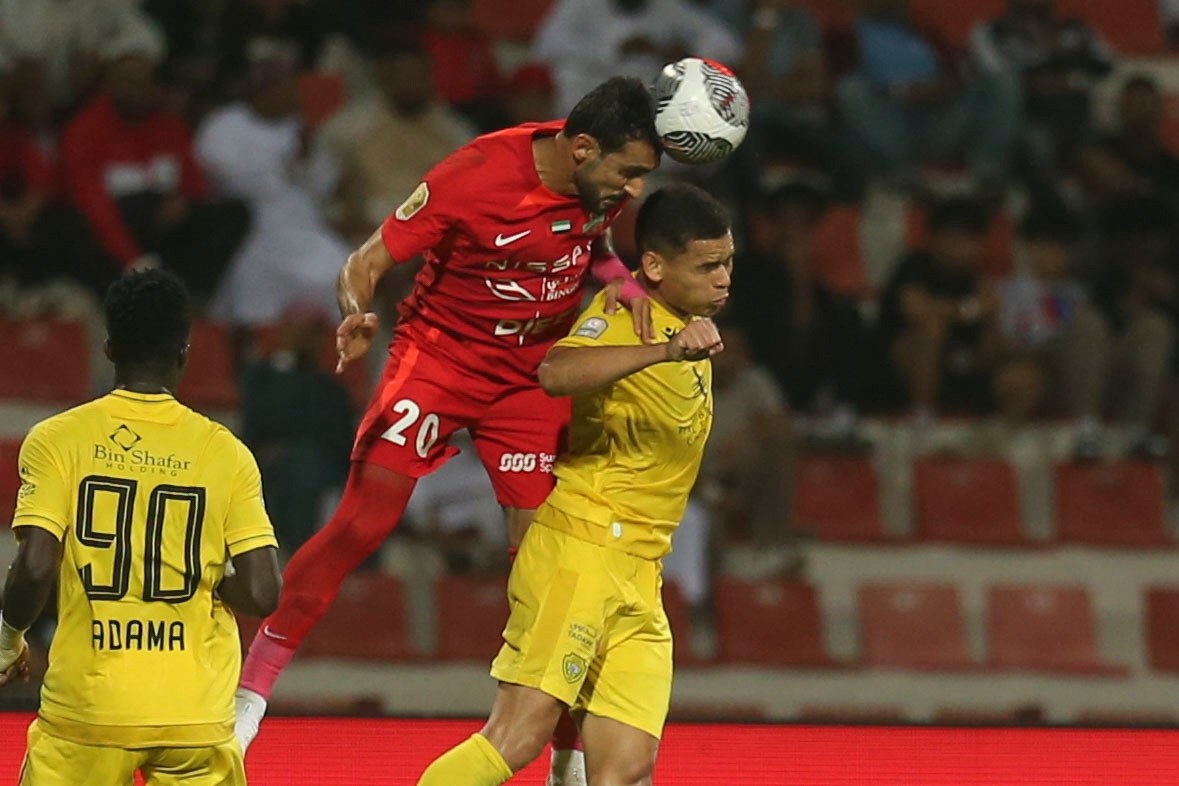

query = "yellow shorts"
490;516;673;740
19;720;246;786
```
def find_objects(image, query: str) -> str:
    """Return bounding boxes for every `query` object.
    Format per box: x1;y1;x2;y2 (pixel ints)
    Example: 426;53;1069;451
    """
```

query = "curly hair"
103;269;192;371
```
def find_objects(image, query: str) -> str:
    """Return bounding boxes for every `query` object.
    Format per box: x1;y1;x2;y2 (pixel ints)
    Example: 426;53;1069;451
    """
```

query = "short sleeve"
379;145;482;263
224;439;279;557
12;425;71;539
556;296;640;349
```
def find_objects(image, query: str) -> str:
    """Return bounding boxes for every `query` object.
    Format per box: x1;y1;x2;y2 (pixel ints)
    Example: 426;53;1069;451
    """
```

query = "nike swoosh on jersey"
261;625;288;642
494;230;532;247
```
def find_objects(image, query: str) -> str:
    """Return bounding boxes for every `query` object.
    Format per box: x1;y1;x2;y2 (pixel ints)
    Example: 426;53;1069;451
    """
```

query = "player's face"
573;138;658;215
645;233;734;317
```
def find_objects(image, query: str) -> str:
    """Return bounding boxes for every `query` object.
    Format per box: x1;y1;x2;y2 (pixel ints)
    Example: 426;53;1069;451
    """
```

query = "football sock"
417;733;513;786
239;463;417;698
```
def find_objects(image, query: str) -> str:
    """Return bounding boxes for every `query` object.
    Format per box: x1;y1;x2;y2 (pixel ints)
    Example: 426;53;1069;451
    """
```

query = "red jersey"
379;121;624;383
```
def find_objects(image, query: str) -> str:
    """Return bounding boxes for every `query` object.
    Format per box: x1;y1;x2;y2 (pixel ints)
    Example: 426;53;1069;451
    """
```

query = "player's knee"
589;744;657;786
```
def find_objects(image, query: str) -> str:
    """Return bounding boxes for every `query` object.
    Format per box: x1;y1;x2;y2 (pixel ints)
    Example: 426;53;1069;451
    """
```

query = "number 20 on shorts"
379;398;441;459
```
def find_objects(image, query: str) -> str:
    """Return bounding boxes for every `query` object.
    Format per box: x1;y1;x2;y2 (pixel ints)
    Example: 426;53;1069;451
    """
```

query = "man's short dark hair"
636;183;731;256
565;77;660;155
104;269;191;370
927;197;992;236
1019;203;1082;243
1123;73;1160;95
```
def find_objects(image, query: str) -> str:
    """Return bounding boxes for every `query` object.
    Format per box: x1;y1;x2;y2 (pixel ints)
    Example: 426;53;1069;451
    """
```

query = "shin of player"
236;77;663;776
416;184;733;786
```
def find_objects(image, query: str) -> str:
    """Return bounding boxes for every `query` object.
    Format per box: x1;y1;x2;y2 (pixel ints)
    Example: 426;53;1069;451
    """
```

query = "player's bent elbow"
251;573;282;617
537;361;570;397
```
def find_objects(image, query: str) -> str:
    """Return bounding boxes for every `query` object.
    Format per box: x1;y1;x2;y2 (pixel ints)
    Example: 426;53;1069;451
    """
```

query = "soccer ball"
652;57;750;165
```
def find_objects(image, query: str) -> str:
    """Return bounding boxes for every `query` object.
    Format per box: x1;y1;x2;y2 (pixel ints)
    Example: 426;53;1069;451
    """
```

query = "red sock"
551;709;583;752
239;463;416;698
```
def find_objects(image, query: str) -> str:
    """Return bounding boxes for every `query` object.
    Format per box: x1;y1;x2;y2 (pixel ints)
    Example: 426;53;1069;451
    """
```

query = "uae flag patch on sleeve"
551;219;572;233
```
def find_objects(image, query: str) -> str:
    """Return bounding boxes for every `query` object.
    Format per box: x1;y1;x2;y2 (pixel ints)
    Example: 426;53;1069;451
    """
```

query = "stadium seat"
986;584;1123;674
470;0;553;41
1062;0;1163;54
1162;93;1179;155
1053;462;1169;547
251;323;373;410
913;457;1025;545
910;0;1004;49
0;439;20;524
793;453;887;542
177;321;239;410
813;204;870;297
435;574;509;661
858;582;972;670
0;318;90;403
301;573;413;660
796;0;855;30
798;705;906;723
714;579;830;667
1145;586;1179;673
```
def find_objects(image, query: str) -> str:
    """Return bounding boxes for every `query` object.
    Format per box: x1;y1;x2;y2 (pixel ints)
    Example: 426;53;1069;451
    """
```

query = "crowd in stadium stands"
4;0;1179;605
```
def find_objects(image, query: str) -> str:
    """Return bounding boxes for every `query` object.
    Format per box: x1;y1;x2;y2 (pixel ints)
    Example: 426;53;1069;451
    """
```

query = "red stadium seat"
1054;462;1169;547
914;457;1025;545
859;582;972;670
0;318;90;403
796;0;855;31
813;204;870;297
714;579;830;667
177;320;238;410
1145;586;1179;673
793;453;887;542
435;574;509;661
1062;0;1163;54
0;439;20;524
301;573;413;660
986;584;1123;674
910;0;1004;49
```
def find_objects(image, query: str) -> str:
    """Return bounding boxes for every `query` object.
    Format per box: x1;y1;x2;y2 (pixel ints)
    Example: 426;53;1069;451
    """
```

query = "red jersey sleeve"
379;145;484;263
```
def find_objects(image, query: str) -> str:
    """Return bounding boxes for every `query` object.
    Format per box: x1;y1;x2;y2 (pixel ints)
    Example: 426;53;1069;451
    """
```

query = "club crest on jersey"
562;652;588;684
551;219;572;234
395;182;430;221
582;214;607;233
574;317;608;339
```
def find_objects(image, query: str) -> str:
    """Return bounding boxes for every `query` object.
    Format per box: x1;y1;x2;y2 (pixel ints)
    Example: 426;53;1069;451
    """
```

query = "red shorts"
352;326;570;509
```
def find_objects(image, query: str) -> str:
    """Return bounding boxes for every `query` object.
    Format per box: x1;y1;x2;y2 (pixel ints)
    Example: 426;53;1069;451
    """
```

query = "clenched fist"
666;319;723;362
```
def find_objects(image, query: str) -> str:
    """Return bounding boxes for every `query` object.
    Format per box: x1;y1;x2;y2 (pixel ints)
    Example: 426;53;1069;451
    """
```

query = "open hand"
335;312;380;373
0;642;30;687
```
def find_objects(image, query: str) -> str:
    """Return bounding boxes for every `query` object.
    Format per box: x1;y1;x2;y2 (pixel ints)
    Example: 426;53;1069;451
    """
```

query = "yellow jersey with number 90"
539;290;713;560
11;390;277;748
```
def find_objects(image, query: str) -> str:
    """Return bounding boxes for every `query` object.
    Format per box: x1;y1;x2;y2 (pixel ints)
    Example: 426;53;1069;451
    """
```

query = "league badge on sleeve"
395;182;430;221
574;317;608;339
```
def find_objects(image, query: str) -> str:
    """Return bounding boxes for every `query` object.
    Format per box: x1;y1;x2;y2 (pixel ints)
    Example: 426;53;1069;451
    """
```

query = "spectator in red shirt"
422;0;504;129
60;28;248;301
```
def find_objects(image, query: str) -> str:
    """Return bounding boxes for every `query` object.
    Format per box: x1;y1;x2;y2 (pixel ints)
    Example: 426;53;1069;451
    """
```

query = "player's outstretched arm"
216;546;282;618
0;528;62;685
540;320;723;396
335;229;396;372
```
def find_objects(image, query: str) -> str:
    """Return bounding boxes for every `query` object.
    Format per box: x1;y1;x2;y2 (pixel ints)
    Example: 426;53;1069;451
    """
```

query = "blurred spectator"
970;0;1113;188
1072;195;1177;458
0;0;149;111
1080;75;1179;201
876;198;1012;422
241;303;354;553
60;26;249;301
717;1;851;193
502;64;557;125
838;0;1020;188
1165;0;1179;49
195;51;347;327
421;0;503;130
730;182;865;439
218;0;334;88
996;204;1090;421
319;42;474;239
697;319;794;547
534;0;742;114
142;0;239;121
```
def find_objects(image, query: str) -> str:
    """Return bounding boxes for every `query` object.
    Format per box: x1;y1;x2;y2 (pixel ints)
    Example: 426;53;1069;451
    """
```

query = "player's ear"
640;250;664;283
571;133;598;165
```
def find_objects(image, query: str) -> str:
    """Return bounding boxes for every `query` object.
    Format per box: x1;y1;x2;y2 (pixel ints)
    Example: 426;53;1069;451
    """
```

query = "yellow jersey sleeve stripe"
11;513;68;539
226;533;279;557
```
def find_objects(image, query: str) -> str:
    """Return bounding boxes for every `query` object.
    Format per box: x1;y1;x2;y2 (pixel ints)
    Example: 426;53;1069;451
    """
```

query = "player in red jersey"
235;77;662;785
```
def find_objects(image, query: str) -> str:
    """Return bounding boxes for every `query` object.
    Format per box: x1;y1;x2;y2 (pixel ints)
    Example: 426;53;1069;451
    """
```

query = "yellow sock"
417;733;514;786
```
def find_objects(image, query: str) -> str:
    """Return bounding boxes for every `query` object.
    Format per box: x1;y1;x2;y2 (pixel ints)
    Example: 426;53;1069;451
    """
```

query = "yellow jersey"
11;390;277;748
540;290;712;559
